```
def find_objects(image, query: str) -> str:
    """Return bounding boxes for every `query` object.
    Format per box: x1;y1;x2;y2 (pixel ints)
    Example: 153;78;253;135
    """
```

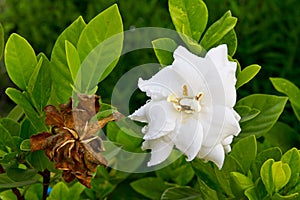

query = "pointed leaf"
236;94;288;138
236;64;261;89
5;34;37;90
197;178;218;200
272;161;291;192
215;29;237;56
152;38;177;66
161;186;203;200
200;11;237;50
169;0;208;42
235;105;260;123
50;16;86;103
65;41;81;82
260;159;275;195
230;172;254;194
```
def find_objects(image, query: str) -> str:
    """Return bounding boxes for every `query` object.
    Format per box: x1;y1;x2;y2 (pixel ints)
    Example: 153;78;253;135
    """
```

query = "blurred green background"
0;0;299;131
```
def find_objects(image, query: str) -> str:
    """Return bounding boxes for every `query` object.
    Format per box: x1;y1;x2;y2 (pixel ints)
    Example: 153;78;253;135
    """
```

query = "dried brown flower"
30;94;120;188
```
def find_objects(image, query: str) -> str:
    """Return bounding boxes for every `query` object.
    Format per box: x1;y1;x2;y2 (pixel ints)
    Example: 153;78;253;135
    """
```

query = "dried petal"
30;132;52;152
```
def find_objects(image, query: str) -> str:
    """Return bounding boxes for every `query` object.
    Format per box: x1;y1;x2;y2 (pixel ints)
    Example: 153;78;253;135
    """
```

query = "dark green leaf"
236;94;288;138
200;11;237;50
6;168;38;182
152;38;177;66
0;173;38;189
24;184;43;200
0;123;15;149
161;186;203;200
215;29;237;56
5;34;37;90
26;150;55;172
76;4;124;93
230;135;257;173
20;139;31;151
5;88;47;132
50;16;86;104
0;118;20;137
235;105;260;123
197;178;218;200
130;177;169;200
169;0;208;42
236;64;261;89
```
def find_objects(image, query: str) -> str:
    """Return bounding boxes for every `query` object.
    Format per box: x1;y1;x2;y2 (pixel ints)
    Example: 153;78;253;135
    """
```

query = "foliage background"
0;0;299;132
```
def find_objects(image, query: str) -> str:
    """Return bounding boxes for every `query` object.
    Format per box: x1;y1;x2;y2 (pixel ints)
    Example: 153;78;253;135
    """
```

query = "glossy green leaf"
261;159;275;195
245;187;259;200
169;0;208;42
236;64;261;89
20;139;31;151
270;77;300;121
130;177;169;200
67;182;86;200
152;38;177;66
65;40;81;82
272;161;291;192
50;16;86;104
281;148;300;189
26;150;55;172
215;29;237;56
76;4;123;94
272;192;299;200
5;88;47;132
200;11;237;50
230;172;254;194
235;105;260;123
6;168;38;182
251;147;282;180
26;57;43;95
161;186;203;200
230;135;257;173
48;182;69;200
0;118;20;137
0;173;38;189
197;178;218;200
236;94;288;138
0;23;4;59
5;33;37;90
7;105;24;122
0;190;17;200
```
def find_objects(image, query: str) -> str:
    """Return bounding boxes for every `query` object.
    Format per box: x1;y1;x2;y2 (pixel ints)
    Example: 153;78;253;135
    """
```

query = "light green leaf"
230;172;254;194
235;105;260;123
26;57;43;95
5;88;47;132
161;186;203;200
169;0;208;42
152;38;177;66
5;33;37;90
230;135;257;173
236;94;288;138
65;41;81;82
20;139;30;151
76;4;124;94
7;105;24;122
0;23;4;60
261;159;275;195
0;190;17;200
272;192;299;200
200;11;237;50
272;161;291;192
130;177;169;200
245;187;259;200
48;182;69;200
67;182;86;200
281;148;300;189
50;16;86;104
270;77;300;121
236;64;261;89
215;29;237;56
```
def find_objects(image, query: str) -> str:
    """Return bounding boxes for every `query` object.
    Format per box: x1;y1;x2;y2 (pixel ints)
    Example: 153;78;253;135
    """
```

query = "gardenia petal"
201;143;225;169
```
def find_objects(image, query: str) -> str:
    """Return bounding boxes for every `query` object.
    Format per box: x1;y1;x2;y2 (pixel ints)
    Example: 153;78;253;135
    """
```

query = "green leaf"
236;94;288;138
264;122;300;152
235;105;260;123
270;77;300;121
161;186;203;200
20;139;31;151
230;135;257;173
26;150;55;172
0;124;14;149
169;0;208;42
50;16;86;104
236;64;261;89
230;172;254;194
24;184;43;200
48;182;69;200
0;173;38;189
5;88;47;132
215;29;237;56
68;182;86;200
30;53;52;112
6;168;38;182
7;105;24;122
272;192;299;200
272;161;291;192
251;147;282;180
76;4;124;94
0;118;20;137
197;178;218;200
281;148;300;189
0;23;4;60
261;159;275;195
0;190;17;200
152;38;177;66
5;33;37;90
200;11;237;50
26;57;43;95
130;177;169;200
65;41;81;82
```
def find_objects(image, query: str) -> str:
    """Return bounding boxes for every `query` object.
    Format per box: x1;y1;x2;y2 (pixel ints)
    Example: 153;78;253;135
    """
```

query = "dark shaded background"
0;0;299;131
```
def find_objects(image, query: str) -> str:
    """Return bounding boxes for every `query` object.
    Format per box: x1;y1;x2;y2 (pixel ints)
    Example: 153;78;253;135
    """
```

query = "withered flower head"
30;94;120;188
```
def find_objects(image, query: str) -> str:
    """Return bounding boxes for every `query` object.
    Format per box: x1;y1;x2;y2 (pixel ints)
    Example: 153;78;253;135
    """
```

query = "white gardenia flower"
129;44;241;169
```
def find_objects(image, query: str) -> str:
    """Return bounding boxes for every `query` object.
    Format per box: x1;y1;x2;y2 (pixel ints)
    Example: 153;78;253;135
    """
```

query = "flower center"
167;85;203;114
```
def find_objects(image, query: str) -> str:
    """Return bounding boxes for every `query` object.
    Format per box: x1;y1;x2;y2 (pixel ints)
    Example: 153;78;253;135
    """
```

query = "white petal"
170;116;203;161
201;144;225;169
138;67;186;100
142;137;173;166
128;101;150;123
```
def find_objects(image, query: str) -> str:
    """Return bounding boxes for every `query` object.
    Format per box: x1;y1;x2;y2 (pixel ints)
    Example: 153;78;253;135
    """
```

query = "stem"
39;169;50;200
0;164;24;200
